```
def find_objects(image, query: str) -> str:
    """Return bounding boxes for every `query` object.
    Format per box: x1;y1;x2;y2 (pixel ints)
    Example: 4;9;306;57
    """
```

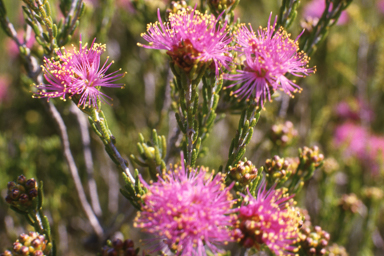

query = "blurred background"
1;0;384;255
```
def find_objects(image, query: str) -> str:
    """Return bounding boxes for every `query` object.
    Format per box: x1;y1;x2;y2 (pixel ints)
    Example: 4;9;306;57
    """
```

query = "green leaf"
38;181;44;210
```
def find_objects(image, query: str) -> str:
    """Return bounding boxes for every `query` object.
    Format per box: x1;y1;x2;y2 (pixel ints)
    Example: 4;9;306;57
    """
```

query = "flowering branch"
57;0;85;46
225;102;261;171
277;0;301;29
6;177;55;255
0;0;105;241
129;130;167;180
88;105;135;183
301;0;353;55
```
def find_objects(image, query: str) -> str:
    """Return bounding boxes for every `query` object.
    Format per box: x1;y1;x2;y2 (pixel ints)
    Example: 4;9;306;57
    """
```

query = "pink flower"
34;38;125;109
225;14;314;108
0;75;10;103
336;99;374;122
134;157;237;256
334;122;370;159
378;0;384;14
334;122;384;175
303;0;348;25
234;183;300;255
139;8;233;76
117;0;135;13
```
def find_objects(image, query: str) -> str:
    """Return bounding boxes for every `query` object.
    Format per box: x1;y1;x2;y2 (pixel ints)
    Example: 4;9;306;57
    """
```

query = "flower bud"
25;179;37;189
298;223;331;256
17;175;27;185
327;243;348;256
101;238;139;256
8;181;17;191
265;155;292;184
229;159;258;188
322;157;339;175
338;193;363;214
5;177;40;212
269;121;298;147
166;1;188;19
1;250;13;256
362;187;383;201
208;0;237;15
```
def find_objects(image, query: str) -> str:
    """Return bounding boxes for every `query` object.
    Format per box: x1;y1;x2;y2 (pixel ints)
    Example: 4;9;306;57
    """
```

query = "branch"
70;103;103;217
45;101;104;238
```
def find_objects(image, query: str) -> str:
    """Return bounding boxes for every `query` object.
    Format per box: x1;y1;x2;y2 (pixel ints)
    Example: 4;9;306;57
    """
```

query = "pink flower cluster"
34;38;125;109
234;184;301;255
134;157;237;256
225;14;314;108
334;100;384;175
139;8;233;76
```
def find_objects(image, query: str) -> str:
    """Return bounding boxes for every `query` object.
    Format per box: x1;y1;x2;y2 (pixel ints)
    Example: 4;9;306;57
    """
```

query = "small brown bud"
31;238;42;248
29;188;38;198
1;250;13;256
17;175;27;184
10;189;20;200
33;251;44;256
125;248;136;256
107;248;117;256
309;247;316;255
5;195;13;204
19;194;29;204
7;181;16;191
19;246;29;255
13;242;22;252
124;239;134;249
19;233;28;243
25;179;37;189
112;238;123;250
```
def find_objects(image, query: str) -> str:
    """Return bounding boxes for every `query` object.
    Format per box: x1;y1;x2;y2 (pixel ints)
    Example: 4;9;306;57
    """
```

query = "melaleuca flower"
33;38;125;109
138;8;233;76
134;157;237;256
234;183;301;255
225;14;314;108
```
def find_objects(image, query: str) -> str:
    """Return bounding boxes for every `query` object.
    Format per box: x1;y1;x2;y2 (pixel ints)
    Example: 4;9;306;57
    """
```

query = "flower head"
33;38;125;109
139;8;233;76
225;14;314;108
334;122;370;160
234;183;301;255
134;157;237;256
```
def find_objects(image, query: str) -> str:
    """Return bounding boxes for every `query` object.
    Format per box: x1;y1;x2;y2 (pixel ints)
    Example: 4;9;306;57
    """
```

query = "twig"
165;126;181;164
90;109;135;183
45;101;104;238
70;103;103;217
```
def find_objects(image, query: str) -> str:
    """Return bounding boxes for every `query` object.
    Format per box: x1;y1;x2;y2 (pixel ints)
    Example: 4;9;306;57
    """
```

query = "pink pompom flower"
138;8;233;76
33;38;125;109
234;183;301;255
134;157;237;256
225;14;314;108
